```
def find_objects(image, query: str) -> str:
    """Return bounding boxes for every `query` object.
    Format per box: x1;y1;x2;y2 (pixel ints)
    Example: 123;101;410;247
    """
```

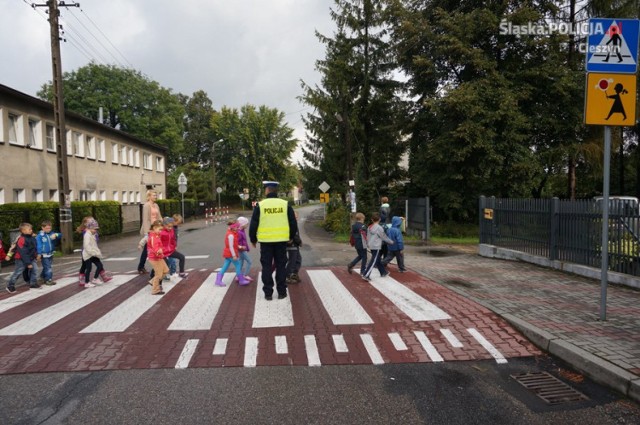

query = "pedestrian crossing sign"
584;73;637;126
586;18;640;73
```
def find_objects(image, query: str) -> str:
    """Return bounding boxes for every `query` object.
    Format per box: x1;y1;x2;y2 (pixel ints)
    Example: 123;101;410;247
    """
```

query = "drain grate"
511;372;588;405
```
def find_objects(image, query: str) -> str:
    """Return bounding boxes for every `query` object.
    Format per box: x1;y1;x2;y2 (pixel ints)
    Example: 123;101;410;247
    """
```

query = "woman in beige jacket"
137;189;161;273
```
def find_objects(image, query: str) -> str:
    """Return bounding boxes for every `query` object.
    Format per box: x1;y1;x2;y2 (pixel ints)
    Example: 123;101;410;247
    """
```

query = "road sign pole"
181;192;185;220
600;126;611;321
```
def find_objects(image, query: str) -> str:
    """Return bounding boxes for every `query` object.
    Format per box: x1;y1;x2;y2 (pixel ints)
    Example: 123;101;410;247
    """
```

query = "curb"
502;313;640;403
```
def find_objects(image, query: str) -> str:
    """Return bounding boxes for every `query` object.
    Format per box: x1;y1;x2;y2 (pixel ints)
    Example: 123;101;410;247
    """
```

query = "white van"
594;196;640;216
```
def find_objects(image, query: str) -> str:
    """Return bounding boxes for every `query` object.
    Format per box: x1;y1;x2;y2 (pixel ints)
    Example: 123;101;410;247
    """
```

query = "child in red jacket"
214;222;249;287
147;220;168;295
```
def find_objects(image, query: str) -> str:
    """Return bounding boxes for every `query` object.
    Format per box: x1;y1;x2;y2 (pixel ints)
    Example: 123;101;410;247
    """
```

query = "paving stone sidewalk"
404;245;640;402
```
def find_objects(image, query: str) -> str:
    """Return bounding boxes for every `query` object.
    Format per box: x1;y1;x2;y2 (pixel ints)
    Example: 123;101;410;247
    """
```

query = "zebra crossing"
0;267;539;373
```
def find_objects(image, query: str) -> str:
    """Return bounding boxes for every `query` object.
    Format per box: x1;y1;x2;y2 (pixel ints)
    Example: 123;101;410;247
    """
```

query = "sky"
0;0;336;162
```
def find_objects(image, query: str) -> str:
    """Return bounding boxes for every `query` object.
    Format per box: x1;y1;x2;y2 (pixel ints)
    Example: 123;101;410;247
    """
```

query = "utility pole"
35;1;79;254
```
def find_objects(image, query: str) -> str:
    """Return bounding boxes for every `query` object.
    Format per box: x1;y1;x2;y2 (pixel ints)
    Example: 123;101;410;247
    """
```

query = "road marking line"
275;335;288;354
0;277;77;314
467;328;508;364
0;275;134;336
360;334;385;365
175;339;199;369
388;332;408;351
305;335;321;366
307;270;373;325
81;277;182;333
252;273;294;328
103;257;136;262
244;337;259;367
369;276;450;321
168;273;231;330
185;255;209;259
332;334;349;353
440;328;464;348
414;331;444;362
213;338;228;355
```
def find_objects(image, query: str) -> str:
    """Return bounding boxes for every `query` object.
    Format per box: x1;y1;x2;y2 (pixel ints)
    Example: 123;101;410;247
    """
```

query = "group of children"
2;220;63;292
348;210;406;281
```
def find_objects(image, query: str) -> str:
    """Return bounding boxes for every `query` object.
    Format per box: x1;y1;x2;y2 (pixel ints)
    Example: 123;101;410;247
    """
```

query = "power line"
64;7;126;67
78;6;135;68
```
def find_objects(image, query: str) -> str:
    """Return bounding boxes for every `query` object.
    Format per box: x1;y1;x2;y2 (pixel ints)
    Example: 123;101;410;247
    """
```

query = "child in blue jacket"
36;220;62;286
381;216;407;272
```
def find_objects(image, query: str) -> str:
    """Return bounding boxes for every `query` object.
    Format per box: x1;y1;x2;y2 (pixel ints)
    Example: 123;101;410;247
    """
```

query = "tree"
300;0;407;211
210;105;299;200
179;90;216;166
38;63;185;169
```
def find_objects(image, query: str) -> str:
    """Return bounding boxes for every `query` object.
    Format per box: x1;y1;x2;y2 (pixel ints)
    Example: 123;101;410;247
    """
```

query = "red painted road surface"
0;267;540;373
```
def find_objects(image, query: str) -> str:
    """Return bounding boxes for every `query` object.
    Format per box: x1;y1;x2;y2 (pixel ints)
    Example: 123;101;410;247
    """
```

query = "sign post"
319;181;330;220
177;173;188;219
216;186;222;211
584;18;640;321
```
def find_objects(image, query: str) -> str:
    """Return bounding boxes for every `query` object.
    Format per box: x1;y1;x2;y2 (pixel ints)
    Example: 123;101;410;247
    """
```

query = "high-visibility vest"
257;198;289;242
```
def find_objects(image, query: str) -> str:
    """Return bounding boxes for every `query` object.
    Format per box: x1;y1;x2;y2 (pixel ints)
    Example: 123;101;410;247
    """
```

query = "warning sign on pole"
586;18;639;74
584;73;637;126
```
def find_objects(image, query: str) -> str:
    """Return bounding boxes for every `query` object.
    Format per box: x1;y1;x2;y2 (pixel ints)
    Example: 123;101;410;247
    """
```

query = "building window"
135;191;140;203
66;130;73;156
0;188;5;205
99;190;106;201
69;190;75;201
122;191;128;204
32;189;43;202
73;131;84;157
112;143;119;163
13;188;26;203
128;147;134;167
98;139;105;161
113;191;119;202
79;190;96;201
86;136;96;159
143;153;152;170
8;113;22;145
46;124;55;151
49;189;58;201
156;156;165;172
28;119;42;149
120;145;127;165
134;149;140;167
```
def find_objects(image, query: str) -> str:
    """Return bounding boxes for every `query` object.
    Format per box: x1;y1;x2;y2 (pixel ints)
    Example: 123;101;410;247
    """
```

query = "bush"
323;204;350;234
432;221;478;238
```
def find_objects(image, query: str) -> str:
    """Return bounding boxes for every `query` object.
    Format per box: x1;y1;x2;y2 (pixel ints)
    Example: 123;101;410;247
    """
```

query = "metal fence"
479;196;640;276
392;197;431;240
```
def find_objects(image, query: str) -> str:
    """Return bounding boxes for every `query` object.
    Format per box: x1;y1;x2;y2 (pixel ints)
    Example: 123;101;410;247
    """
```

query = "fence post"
490;196;496;245
479;196;485;243
550;197;559;261
424;197;430;240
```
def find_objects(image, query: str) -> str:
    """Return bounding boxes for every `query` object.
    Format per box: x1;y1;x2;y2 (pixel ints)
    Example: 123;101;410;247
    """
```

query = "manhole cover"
511;372;588;405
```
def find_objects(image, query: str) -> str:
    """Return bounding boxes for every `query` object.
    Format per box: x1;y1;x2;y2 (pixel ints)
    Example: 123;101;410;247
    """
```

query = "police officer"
249;181;298;300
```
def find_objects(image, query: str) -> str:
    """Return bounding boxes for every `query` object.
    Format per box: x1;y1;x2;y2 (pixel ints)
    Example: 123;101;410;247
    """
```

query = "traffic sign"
320;193;330;203
216;187;222;194
586;18;640;73
584;73;637;126
318;181;330;193
178;184;187;194
177;172;187;185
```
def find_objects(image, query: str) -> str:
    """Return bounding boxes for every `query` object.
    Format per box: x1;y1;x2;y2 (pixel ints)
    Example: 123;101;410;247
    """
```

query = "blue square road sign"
586;18;639;74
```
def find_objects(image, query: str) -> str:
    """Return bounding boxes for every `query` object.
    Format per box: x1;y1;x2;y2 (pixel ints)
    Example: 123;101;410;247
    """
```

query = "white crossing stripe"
0;275;134;336
414;331;444;362
103;257;136;262
307;270;373;325
467;328;508;364
0;277;77;314
440;328;463;348
175;339;199;369
305;335;321;366
332;334;349;353
369;276;451;321
275;335;288;354
360;334;385;365
213;338;228;355
388;332;408;351
81;276;181;333
186;255;209;259
168;273;231;330
252;273;294;328
244;337;259;367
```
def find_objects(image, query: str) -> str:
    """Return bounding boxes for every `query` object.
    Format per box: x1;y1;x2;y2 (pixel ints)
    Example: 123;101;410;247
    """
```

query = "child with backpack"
381;216;407;273
362;212;394;281
347;212;368;276
6;222;41;292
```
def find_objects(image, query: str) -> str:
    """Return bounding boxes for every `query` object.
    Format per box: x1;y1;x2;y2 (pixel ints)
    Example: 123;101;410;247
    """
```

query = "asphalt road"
0;205;639;424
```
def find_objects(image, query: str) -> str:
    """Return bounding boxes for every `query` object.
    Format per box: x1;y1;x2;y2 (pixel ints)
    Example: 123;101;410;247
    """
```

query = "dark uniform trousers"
260;242;288;296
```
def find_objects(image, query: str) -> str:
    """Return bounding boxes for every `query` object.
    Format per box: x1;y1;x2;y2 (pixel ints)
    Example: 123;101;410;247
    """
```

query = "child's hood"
381;203;390;207
391;216;402;228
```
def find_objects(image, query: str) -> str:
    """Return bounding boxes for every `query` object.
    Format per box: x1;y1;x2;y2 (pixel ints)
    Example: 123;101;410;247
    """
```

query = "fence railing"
392;197;431;239
479;196;640;277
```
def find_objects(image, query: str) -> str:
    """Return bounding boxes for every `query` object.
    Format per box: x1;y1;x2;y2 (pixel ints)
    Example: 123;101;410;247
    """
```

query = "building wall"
0;85;166;205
